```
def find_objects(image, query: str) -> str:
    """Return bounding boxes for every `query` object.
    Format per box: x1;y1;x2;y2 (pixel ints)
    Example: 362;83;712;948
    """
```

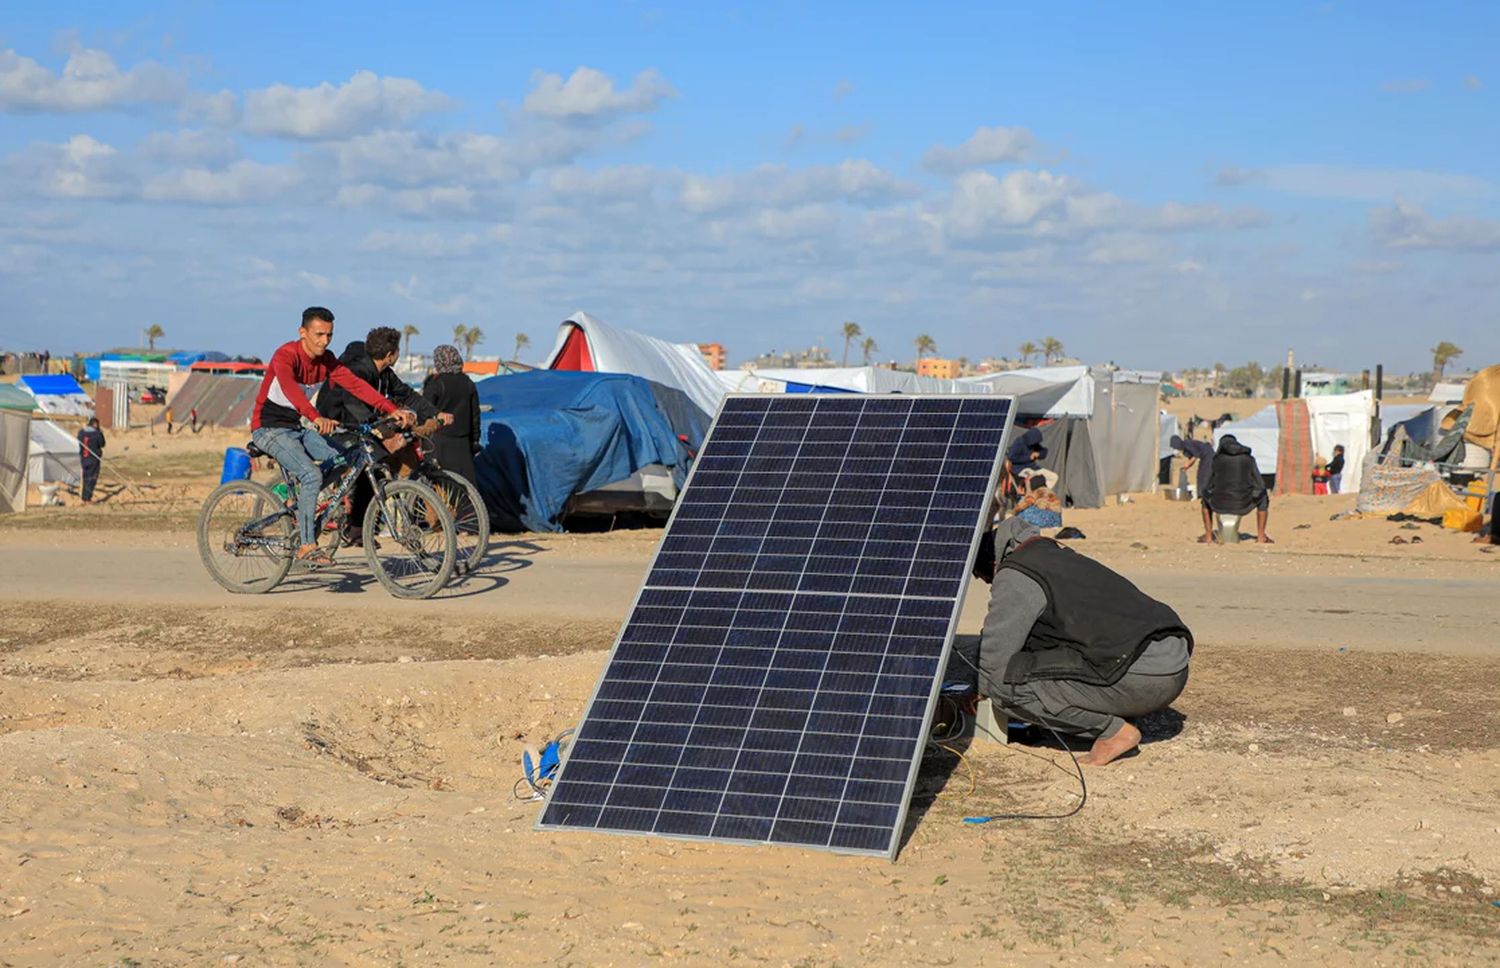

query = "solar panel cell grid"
538;394;1013;858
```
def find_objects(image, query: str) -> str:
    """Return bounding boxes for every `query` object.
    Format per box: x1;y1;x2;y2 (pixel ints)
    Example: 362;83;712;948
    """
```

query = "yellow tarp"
1461;364;1500;461
1402;480;1470;518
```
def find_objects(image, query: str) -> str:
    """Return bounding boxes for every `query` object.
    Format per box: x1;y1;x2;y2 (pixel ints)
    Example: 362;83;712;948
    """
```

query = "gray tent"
964;367;1161;508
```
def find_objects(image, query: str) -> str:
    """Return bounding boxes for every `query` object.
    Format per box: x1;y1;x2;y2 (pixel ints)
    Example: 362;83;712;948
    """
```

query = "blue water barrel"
220;447;252;484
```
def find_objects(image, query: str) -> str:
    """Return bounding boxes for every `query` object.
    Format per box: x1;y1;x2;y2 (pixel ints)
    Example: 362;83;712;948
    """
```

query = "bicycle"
408;440;490;576
196;418;458;599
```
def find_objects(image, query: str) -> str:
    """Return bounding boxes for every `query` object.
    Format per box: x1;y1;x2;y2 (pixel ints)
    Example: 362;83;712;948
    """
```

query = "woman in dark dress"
421;344;481;484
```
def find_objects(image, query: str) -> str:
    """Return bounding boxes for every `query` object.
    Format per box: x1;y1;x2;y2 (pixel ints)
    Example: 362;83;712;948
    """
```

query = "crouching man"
974;518;1193;765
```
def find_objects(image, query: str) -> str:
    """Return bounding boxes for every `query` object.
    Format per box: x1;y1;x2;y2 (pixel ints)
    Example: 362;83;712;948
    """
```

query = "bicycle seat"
245;441;267;459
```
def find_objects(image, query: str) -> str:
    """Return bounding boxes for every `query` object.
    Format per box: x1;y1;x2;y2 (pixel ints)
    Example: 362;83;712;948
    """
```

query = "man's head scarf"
433;344;464;374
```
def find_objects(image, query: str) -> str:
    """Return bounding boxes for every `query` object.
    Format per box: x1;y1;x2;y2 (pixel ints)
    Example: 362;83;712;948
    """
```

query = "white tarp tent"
745;366;982;395
542;311;726;419
28;419;80;485
1159;411;1180;460
1305;390;1376;491
1213;407;1280;475
960;365;1094;416
1429;382;1467;404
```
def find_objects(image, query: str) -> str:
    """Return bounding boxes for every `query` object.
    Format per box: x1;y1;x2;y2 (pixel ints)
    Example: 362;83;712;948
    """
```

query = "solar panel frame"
536;393;1015;860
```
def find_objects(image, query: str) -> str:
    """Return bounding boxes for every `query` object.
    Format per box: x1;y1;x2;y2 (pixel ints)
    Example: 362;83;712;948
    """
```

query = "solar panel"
537;394;1015;859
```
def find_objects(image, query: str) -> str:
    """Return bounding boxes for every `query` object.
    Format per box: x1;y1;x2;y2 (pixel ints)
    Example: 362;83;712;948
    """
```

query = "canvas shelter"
1214;391;1377;491
472;370;697;533
0;383;33;513
961;366;1161;508
542;311;727;422
1212;407;1280;475
28;419;80;486
164;372;261;429
19;374;93;417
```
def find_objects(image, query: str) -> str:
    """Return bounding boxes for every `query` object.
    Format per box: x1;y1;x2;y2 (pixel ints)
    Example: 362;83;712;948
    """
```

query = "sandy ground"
3;417;1498;966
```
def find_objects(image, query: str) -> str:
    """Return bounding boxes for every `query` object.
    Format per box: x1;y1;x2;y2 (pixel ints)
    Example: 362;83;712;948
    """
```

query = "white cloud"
680;160;917;213
1086;234;1170;265
1465;75;1483;91
360;226;510;258
142;160;305;205
922;125;1039;173
1217;163;1492;202
331;127;602;189
140;129;241;165
522;66;674;120
5;134;133;198
547;165;665;199
242;70;455;140
0;47;184;112
1370;201;1500;251
931;169;1260;241
832;78;855;101
181;89;240;125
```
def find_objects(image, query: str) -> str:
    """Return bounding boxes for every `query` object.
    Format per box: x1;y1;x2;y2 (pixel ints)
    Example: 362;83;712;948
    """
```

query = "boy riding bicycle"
251;307;415;566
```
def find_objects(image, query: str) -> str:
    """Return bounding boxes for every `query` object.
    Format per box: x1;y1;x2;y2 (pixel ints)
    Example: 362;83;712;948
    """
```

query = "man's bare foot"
1256;534;1274;544
1083;722;1141;766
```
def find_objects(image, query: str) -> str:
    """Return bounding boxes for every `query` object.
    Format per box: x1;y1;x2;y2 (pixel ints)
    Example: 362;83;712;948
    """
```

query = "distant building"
745;345;835;370
697;342;727;371
917;358;961;380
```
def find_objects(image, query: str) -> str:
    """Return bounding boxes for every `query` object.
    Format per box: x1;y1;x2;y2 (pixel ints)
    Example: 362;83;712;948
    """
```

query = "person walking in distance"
77;417;106;503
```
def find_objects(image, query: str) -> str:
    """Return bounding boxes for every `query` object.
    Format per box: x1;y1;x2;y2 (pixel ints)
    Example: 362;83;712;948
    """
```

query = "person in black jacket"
1325;445;1346;494
316;327;448;545
421;344;481;485
77;417;106;503
1203;434;1272;543
974;517;1193;766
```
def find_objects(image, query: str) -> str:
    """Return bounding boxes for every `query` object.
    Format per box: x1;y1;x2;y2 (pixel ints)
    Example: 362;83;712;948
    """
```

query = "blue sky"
1;2;1495;373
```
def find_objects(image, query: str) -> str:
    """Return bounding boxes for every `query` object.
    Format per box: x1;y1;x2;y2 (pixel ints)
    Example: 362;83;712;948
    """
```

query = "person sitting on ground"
251;307;415;567
316;325;449;546
1013;473;1063;529
1171;433;1217;543
973;517;1193;766
1325;445;1346;494
1203;434;1273;544
77;416;106;504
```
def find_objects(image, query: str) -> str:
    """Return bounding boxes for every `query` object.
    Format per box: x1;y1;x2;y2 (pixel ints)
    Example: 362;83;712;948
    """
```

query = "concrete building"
697;342;727;371
917;358;961;380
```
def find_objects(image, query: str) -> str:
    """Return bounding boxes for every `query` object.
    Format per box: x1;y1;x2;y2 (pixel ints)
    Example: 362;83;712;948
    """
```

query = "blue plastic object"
220;446;252;484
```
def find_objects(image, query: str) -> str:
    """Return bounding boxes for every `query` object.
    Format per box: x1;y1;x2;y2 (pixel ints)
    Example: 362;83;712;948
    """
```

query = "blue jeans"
252;426;340;547
1329;472;1342;494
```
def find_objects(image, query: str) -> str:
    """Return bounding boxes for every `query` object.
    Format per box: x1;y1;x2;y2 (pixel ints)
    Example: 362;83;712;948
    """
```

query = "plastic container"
1443;507;1482;532
220;447;252;484
1467;479;1491;512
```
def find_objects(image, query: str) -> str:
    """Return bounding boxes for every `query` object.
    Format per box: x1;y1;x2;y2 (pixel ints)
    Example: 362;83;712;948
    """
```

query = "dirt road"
1;537;1490;655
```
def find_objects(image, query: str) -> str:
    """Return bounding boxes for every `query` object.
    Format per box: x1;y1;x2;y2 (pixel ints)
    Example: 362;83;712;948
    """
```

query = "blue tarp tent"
20;374;86;396
168;350;230;367
473;370;695;533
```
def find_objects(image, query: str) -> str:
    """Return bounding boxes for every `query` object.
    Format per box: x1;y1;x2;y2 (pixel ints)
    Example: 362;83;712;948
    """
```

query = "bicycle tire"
426;469;490;574
197;479;294;594
363;478;456;599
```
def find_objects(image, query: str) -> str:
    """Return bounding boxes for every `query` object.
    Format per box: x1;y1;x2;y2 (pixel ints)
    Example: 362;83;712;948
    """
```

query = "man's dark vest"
998;538;1193;687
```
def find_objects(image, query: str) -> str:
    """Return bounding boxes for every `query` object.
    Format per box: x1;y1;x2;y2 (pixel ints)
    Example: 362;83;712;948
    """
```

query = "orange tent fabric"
1460;364;1500;462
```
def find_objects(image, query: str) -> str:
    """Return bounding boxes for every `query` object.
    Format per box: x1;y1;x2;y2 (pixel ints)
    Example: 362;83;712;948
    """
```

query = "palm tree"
1431;341;1463;385
1213;361;1227;389
513;332;531;361
452;324;469;356
462;326;485;359
861;336;878;365
401;324;419;361
1018;341;1039;366
1040;336;1063;365
840;321;862;367
145;324;164;350
914;334;936;364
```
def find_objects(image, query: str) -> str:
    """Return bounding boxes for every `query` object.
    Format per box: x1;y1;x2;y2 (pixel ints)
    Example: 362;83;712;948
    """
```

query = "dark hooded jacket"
985;518;1193;687
1203;434;1266;514
1006;427;1047;472
316;340;436;427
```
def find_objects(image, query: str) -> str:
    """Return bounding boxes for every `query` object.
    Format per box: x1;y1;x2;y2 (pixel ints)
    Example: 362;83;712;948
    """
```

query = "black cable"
947;646;1088;823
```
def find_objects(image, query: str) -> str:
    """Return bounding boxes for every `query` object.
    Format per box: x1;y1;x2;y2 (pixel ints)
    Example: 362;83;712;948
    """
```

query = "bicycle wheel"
427;469;489;574
363;478;456;599
197;479;294;594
